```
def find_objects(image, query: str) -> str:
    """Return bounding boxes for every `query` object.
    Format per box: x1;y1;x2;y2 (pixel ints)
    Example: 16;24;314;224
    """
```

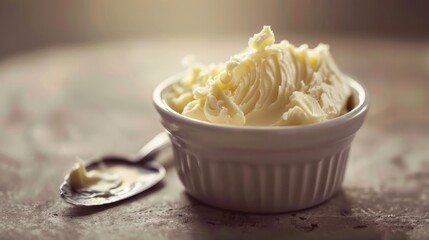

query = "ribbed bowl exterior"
153;74;369;213
172;138;351;213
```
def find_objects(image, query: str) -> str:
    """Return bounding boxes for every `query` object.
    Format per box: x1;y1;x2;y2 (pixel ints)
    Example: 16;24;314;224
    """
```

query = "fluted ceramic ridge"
173;141;350;213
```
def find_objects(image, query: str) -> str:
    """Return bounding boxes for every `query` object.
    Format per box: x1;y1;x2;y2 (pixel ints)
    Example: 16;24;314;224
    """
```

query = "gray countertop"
0;35;428;240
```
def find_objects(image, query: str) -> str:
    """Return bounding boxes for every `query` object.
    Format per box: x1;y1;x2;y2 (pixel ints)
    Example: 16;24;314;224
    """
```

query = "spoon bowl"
60;132;170;206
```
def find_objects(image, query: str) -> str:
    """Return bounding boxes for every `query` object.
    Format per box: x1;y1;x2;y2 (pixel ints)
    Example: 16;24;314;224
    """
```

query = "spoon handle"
135;132;171;163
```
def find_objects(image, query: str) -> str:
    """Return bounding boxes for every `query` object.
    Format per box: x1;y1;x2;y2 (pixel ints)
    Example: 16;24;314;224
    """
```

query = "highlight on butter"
165;26;352;126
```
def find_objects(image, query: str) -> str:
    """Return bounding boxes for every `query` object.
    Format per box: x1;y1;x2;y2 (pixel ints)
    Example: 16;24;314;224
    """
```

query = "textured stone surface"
0;35;428;239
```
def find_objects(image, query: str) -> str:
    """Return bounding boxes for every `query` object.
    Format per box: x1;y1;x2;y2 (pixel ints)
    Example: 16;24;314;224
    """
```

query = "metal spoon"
60;132;170;206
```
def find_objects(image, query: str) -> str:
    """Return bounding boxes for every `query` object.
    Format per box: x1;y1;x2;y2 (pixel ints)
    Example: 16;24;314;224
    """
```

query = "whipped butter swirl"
166;26;352;126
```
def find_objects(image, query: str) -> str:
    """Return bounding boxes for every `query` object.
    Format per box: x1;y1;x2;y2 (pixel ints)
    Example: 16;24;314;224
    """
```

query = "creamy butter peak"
68;160;121;193
165;26;352;126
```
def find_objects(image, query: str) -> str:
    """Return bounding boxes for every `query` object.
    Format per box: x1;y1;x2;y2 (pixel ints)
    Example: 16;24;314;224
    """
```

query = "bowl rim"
153;72;370;133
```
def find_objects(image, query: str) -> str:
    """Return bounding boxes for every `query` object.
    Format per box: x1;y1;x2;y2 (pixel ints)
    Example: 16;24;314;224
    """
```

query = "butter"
166;26;352;126
68;160;121;193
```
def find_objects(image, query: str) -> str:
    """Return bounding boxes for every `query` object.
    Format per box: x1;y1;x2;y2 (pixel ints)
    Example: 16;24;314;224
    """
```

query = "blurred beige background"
1;0;428;58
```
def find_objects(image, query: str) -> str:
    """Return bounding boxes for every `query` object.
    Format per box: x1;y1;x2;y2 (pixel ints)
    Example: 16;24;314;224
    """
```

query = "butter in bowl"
153;26;369;213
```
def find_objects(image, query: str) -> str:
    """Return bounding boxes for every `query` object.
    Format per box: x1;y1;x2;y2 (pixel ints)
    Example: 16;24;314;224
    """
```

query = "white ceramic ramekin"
153;73;369;213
